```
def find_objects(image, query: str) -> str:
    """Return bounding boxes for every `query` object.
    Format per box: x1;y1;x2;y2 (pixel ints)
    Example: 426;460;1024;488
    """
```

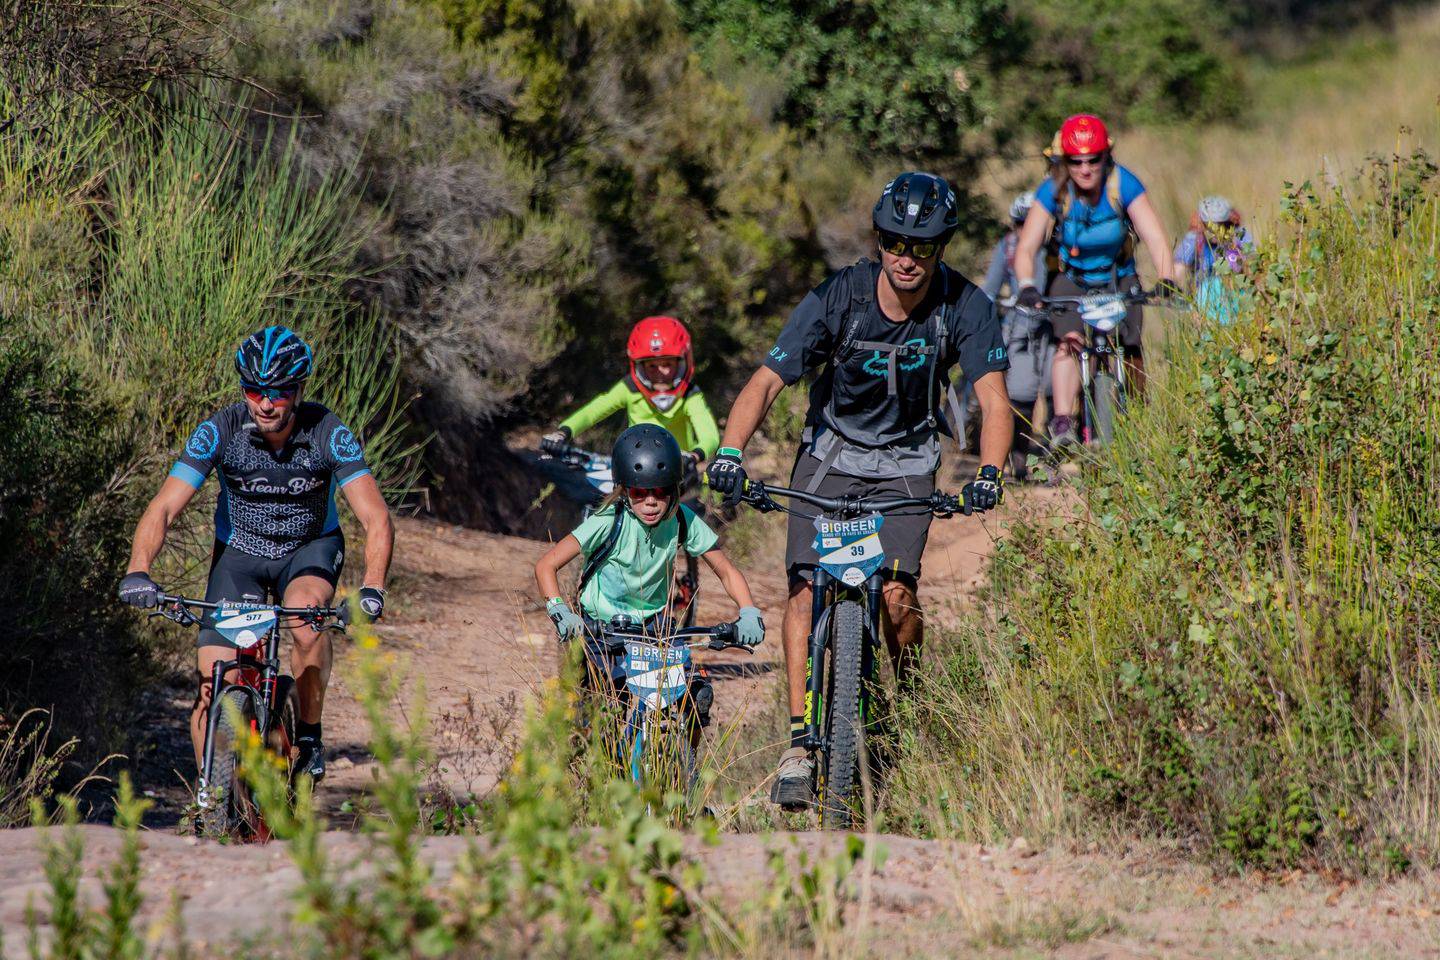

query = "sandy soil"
6;472;1440;957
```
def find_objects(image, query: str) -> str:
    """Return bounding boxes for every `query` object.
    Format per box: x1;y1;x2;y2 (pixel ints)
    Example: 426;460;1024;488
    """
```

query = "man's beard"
255;406;296;434
882;260;929;293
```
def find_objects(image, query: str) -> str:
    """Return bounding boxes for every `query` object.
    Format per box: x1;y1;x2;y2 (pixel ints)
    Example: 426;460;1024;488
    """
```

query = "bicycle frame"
1076;325;1125;446
197;623;283;804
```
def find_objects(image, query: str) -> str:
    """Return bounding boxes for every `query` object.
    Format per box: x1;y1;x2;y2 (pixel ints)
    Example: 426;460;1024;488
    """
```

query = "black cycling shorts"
196;531;344;648
784;449;933;587
1046;273;1145;353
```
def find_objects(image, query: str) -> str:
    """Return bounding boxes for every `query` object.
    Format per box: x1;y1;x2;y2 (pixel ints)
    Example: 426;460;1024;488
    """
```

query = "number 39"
849;544;866;557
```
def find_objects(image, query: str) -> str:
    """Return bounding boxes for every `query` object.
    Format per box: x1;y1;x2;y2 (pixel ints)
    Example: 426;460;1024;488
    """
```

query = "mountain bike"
152;594;343;840
580;617;751;801
737;480;969;828
540;436;702;627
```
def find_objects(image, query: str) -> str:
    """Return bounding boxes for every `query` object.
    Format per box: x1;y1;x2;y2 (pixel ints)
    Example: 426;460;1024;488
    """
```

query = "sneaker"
294;736;326;783
1048;415;1080;449
770;747;814;811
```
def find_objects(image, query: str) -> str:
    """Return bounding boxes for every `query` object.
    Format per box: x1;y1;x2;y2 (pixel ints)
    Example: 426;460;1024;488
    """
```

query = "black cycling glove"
1015;285;1043;311
540;425;572;456
118;571;161;609
963;464;1004;513
1154;278;1182;299
339;586;385;627
706;447;747;502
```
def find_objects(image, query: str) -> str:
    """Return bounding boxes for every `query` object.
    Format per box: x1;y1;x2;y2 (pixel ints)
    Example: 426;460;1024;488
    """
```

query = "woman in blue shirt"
1012;114;1178;446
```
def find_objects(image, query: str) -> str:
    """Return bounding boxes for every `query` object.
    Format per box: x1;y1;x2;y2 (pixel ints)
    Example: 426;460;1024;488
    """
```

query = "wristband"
718;446;743;458
546;596;565;607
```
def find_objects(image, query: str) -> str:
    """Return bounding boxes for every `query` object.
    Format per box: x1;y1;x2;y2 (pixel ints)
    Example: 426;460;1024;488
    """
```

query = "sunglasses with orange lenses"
625;486;671;502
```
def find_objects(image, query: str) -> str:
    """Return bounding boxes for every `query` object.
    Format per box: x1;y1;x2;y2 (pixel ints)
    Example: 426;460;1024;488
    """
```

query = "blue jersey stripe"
337;468;371;488
168;462;207;489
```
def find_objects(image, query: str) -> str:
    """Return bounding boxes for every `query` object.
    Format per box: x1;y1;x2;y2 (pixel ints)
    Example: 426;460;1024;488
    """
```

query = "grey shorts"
197;532;344;648
784;450;935;586
1046;273;1144;352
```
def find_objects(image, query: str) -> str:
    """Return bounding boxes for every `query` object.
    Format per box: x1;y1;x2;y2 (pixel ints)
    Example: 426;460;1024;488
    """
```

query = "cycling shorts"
196;532;344;648
1046;273;1144;353
783;449;933;587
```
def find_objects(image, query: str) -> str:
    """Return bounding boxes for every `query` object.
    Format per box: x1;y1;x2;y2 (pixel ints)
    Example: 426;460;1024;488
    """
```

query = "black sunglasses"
877;231;940;260
1065;155;1105;169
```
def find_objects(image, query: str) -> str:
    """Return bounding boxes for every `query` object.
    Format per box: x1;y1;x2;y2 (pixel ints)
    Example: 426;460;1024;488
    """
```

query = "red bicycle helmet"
1053;114;1114;157
626;315;693;411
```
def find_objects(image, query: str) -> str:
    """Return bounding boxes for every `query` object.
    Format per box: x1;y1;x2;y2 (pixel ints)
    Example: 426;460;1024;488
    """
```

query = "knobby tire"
1092;370;1122;447
201;688;257;839
818;599;864;829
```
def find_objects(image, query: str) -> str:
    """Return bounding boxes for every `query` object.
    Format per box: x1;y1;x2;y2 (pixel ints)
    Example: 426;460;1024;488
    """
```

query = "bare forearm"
718;565;755;610
974;373;1014;470
359;513;394;589
719;368;785;452
127;508;171;574
536;561;562;599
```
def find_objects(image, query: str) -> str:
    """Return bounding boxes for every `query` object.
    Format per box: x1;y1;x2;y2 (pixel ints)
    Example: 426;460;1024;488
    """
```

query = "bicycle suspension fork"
802;569;831;752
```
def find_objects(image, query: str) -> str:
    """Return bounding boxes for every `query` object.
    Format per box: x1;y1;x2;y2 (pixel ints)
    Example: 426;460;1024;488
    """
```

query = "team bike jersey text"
170;402;371;559
560;377;720;458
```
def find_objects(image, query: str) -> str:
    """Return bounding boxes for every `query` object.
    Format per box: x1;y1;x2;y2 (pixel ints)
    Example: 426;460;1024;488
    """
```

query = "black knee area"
690;675;714;728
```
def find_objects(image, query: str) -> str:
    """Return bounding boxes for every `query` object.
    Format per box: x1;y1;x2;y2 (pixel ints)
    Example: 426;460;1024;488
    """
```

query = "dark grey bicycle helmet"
235;325;313;388
612;423;682;502
872;172;959;241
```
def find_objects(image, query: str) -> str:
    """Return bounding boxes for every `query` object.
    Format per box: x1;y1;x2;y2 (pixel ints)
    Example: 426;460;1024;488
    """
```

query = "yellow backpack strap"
1107;167;1136;264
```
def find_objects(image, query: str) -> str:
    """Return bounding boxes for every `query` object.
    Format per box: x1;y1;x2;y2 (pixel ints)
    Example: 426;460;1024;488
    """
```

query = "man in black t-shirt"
708;172;1014;810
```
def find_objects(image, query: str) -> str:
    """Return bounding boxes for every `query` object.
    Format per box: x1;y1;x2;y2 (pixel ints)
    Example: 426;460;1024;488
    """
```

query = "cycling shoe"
294;736;326;783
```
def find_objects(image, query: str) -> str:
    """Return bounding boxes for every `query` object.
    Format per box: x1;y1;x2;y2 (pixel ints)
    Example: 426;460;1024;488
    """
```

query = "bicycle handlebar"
590;619;747;653
151;594;343;627
738;480;970;518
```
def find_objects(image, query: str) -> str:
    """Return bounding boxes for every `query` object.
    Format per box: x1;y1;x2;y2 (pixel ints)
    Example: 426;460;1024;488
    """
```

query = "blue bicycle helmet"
234;326;313;388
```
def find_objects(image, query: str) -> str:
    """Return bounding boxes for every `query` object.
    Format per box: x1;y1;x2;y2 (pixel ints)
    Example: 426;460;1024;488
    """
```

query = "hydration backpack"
1044;166;1136;279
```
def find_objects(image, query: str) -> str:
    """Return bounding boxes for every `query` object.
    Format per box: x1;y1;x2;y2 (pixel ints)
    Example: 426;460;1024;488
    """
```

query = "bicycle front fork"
800;570;883;753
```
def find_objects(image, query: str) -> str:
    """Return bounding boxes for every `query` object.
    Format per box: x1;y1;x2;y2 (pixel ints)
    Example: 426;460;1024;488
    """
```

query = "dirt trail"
6;480;1440;957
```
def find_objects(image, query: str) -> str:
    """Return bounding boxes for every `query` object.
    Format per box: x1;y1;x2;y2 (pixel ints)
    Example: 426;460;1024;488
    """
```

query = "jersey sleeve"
319;413;372;487
680;506;720;556
1118;166;1146;209
169;411;231;489
763;272;846;386
1033;178;1059;216
1173;231;1200;269
951;282;1009;383
684;389;721;459
572;507;619;557
560;381;629;438
980;240;1007;299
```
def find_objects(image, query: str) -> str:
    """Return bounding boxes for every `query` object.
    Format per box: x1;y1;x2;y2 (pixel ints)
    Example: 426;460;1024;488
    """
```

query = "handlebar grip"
709;621;737;649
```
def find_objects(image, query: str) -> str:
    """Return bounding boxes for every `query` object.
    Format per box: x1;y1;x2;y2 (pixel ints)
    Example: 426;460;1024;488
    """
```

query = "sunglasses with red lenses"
242;384;299;403
625;486;671;502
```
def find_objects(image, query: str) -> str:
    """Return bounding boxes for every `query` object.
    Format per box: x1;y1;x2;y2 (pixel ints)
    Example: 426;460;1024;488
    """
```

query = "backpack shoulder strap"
835;259;877;360
577;506;626;596
676;505;688;547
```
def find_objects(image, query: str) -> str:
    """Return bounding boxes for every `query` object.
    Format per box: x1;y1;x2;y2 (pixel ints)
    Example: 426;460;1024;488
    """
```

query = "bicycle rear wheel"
818;599;864;829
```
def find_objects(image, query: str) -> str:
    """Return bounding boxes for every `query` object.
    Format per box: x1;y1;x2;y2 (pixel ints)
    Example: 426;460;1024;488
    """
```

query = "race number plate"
1079;294;1127;332
208;604;277;649
624;641;691;710
812;513;886;587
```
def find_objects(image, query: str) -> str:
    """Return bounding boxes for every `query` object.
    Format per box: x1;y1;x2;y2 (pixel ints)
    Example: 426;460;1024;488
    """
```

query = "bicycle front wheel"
818;599;864;829
1091;370;1123;447
200;688;259;839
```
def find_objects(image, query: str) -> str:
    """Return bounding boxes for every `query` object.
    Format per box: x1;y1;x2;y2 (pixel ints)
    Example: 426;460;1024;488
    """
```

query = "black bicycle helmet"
872;172;958;241
234;325;314;388
612;424;683;506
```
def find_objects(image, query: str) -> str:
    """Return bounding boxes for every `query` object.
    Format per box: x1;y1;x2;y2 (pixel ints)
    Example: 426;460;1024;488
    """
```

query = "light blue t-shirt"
1034;164;1147;286
573;504;718;622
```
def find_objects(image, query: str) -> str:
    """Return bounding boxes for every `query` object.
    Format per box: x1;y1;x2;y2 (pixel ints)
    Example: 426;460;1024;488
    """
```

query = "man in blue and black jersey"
118;326;395;782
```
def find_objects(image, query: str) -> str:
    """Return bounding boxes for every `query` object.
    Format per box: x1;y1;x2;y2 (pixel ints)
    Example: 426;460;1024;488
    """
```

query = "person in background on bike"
535;424;764;723
117;326;394;782
707;171;1013;810
1174;194;1254;286
983;191;1051;479
1012;114;1178;445
542;316;720;477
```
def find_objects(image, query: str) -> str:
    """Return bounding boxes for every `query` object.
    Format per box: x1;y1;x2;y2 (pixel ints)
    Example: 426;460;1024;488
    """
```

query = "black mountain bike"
737;480;969;828
152;594;343;840
540;436;702;627
1030;288;1164;447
